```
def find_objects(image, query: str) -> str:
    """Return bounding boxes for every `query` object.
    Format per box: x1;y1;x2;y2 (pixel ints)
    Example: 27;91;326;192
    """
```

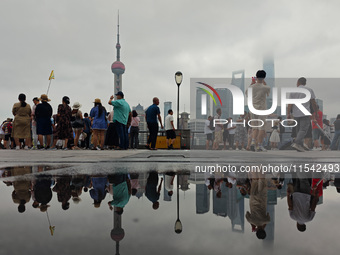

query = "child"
269;121;280;150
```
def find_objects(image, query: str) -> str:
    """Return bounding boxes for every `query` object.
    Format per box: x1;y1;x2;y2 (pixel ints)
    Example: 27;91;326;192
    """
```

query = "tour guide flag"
47;70;54;95
49;70;55;80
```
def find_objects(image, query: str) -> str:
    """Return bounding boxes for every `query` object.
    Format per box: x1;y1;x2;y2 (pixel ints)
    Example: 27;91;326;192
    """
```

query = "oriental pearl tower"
111;13;125;99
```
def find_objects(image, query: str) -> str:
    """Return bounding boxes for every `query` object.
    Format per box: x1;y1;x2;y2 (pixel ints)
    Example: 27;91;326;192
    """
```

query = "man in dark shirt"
145;171;163;210
145;97;163;150
330;114;340;150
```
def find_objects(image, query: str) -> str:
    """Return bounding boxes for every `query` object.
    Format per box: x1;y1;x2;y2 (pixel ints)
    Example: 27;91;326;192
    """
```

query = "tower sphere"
111;61;125;75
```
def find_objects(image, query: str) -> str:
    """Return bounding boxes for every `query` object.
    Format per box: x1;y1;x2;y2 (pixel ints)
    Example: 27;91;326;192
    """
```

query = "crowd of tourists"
0;92;173;150
204;71;340;152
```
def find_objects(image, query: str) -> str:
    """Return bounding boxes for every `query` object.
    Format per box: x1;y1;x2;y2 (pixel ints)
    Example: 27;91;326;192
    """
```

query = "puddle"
0;167;339;254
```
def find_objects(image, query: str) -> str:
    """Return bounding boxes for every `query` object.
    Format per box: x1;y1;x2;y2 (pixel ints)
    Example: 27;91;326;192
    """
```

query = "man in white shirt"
164;171;176;197
287;175;318;232
287;77;318;152
246;70;270;152
204;116;213;150
165;109;176;149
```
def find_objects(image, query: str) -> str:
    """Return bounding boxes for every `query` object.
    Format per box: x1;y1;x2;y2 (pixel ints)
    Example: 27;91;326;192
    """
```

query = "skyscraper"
111;13;125;99
196;88;211;120
315;98;324;112
164;101;172;123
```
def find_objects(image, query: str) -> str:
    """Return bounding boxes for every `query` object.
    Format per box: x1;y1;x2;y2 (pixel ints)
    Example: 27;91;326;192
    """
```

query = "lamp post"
175;71;183;130
174;174;182;234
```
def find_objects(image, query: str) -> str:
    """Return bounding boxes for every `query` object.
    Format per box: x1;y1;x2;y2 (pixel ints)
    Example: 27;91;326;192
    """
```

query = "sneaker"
15;146;20;150
259;146;267;152
312;147;322;151
31;146;37;150
241;148;246;151
291;143;305;152
255;146;261;152
235;148;239;151
24;146;29;150
62;147;69;151
303;143;310;151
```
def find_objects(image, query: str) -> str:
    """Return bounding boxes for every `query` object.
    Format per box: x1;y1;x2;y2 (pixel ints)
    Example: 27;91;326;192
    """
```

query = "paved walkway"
0;149;339;174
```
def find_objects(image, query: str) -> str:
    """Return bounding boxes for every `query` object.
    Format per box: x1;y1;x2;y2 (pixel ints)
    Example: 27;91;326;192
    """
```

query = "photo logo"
197;82;312;116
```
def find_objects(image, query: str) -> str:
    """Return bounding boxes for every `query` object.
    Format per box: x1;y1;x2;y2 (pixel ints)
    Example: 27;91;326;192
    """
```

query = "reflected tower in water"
111;208;125;255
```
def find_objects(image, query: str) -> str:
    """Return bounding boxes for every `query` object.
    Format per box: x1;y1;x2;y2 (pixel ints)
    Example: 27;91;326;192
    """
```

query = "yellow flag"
49;226;55;236
49;70;55;80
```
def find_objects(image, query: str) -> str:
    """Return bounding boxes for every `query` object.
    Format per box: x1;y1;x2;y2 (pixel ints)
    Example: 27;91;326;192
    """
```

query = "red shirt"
312;110;323;129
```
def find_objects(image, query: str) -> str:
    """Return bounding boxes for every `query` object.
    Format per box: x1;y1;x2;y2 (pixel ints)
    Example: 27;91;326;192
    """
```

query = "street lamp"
174;174;182;234
175;71;183;130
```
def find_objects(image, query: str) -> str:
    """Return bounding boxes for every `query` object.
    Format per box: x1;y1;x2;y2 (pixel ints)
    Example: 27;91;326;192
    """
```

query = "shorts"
249;113;266;131
4;134;11;141
206;133;213;141
312;128;322;140
323;136;331;145
166;130;176;139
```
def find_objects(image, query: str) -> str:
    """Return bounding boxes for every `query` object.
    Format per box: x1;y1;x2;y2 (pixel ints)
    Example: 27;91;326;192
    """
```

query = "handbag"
72;119;84;128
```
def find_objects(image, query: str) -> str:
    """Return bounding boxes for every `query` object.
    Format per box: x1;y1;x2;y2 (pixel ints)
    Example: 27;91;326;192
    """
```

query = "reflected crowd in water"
1;166;340;253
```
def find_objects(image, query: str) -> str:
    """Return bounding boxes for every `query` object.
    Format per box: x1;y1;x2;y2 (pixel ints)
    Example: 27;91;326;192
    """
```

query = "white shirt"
164;174;174;191
246;82;270;110
289;85;316;118
204;119;213;134
165;114;174;130
227;122;236;135
289;193;316;224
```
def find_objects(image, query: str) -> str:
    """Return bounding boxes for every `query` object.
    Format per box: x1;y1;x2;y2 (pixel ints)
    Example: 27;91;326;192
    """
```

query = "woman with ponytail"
12;93;32;149
90;98;107;150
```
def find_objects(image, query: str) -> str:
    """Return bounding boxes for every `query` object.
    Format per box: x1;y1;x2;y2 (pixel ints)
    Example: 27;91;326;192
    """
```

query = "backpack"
2;122;12;134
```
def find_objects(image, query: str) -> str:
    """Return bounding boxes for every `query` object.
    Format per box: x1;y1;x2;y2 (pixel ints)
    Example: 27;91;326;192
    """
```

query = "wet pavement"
1;150;340;255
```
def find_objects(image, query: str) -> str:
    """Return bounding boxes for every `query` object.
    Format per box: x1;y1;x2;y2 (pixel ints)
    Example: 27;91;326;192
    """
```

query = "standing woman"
12;93;32;149
90;98;107;150
35;94;53;149
130;110;140;149
56;96;73;150
71;102;83;150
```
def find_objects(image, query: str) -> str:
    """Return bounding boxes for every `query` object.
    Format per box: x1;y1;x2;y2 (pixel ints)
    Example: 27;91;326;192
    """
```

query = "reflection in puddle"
1;166;340;254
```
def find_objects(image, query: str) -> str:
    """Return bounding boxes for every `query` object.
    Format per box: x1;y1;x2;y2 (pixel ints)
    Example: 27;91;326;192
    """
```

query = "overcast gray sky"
1;0;340;123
